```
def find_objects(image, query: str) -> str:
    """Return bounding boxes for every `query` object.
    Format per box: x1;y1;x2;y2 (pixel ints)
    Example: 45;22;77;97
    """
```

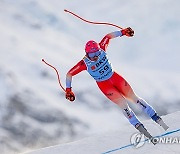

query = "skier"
65;27;169;139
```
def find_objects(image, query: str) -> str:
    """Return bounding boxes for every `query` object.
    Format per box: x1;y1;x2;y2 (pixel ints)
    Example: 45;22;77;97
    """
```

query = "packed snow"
25;111;180;154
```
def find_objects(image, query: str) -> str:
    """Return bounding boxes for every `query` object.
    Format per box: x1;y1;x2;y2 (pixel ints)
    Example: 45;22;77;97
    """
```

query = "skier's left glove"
66;88;75;102
121;27;134;37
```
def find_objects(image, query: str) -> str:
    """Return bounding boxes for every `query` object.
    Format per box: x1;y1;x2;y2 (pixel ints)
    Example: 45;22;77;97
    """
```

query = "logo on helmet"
85;40;100;53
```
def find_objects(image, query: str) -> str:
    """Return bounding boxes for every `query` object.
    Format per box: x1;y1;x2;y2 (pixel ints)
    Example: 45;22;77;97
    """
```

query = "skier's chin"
90;56;98;61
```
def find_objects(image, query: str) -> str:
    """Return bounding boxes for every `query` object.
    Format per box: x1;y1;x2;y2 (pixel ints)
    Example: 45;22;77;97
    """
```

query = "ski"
136;124;157;145
156;118;169;131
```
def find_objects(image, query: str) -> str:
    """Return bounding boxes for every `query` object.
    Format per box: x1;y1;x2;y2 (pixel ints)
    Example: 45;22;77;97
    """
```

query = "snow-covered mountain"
25;111;180;154
0;0;179;154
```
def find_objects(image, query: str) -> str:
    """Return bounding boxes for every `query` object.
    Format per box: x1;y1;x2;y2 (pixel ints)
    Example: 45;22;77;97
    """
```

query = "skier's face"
89;56;99;61
87;50;101;61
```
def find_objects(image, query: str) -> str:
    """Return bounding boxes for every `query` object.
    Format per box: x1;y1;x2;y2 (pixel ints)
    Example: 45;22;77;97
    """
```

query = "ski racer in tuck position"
65;27;169;138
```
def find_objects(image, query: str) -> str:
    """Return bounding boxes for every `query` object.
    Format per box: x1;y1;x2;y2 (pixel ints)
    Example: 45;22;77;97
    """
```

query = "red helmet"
85;40;100;53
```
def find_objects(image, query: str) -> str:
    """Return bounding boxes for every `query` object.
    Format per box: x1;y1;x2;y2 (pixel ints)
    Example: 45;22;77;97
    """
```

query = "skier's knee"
122;107;141;127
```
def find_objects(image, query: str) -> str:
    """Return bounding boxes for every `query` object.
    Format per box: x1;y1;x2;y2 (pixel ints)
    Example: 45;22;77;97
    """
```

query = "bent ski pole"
42;59;66;92
64;9;123;29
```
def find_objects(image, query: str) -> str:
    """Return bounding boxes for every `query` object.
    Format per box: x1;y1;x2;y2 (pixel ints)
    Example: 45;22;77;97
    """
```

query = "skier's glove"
121;27;134;37
66;88;75;102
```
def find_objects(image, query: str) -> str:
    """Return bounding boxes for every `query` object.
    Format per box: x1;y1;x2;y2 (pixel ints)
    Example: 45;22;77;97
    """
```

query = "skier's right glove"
66;88;75;102
121;27;134;37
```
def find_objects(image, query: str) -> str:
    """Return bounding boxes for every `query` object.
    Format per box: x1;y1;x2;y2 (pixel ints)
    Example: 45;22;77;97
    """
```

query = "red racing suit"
66;31;133;103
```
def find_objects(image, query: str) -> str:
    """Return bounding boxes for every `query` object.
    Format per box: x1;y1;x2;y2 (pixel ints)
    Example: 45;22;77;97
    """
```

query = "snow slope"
25;111;180;154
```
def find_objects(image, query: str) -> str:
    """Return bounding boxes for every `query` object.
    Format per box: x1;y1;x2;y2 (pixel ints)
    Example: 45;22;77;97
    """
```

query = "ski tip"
64;9;68;12
42;59;45;62
164;126;169;131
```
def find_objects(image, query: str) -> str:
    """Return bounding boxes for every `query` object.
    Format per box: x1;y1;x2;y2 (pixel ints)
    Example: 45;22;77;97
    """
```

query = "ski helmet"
85;40;100;53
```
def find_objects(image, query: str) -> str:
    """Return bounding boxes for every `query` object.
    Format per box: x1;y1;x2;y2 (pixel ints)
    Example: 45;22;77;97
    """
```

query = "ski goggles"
88;50;101;58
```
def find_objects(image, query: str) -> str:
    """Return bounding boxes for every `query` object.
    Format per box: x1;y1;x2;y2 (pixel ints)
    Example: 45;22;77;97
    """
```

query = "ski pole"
64;9;123;29
42;59;66;92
